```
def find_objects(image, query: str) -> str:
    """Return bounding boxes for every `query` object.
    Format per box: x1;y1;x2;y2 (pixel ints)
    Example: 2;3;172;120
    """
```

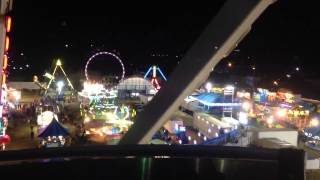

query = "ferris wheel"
85;51;125;82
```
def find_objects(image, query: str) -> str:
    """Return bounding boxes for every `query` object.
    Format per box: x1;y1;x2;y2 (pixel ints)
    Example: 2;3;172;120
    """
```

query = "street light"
273;81;278;86
205;82;212;92
12;91;20;101
56;81;65;94
228;62;232;67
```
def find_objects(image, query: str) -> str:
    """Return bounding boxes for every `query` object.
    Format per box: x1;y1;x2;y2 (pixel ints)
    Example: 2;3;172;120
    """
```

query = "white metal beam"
120;0;276;144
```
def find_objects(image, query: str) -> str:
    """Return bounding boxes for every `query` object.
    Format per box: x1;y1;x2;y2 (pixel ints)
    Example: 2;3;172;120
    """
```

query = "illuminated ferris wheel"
85;51;125;82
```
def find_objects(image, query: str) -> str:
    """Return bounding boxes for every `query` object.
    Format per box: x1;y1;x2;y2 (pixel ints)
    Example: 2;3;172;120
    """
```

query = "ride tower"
144;65;167;90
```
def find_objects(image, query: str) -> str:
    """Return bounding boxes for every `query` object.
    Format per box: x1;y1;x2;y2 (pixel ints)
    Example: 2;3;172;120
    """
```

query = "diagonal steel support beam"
120;0;276;144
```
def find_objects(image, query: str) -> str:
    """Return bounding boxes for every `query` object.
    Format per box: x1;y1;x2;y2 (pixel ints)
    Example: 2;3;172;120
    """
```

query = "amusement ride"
79;51;135;143
33;59;75;147
144;65;167;90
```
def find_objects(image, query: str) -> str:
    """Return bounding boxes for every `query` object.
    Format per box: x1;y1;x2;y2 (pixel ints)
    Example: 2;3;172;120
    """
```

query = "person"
30;130;34;140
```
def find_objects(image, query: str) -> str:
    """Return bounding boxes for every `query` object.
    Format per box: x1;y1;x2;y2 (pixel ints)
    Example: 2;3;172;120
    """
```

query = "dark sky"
7;0;320;97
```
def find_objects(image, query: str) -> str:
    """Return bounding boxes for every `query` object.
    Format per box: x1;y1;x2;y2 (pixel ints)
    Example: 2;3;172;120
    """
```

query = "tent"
38;118;69;138
192;92;224;104
304;127;320;138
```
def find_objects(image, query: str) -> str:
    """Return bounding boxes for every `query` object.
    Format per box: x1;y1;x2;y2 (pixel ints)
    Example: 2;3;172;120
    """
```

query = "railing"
0;145;304;180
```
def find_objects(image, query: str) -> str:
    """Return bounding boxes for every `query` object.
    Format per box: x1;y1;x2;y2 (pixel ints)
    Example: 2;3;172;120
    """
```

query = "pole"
0;16;6;108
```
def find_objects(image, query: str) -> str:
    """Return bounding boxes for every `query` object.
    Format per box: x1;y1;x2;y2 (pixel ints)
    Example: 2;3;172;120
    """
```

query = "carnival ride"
85;51;125;82
79;51;135;142
144;65;167;90
32;59;71;139
79;82;135;141
33;59;75;98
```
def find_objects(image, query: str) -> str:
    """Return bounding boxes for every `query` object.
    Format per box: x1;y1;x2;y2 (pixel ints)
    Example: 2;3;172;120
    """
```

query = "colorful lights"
84;117;91;123
144;65;167;90
2;75;6;86
267;116;274;125
5;36;9;52
5;16;11;33
80;82;134;137
276;109;287;118
151;77;161;90
85;51;125;82
3;55;7;70
44;59;74;94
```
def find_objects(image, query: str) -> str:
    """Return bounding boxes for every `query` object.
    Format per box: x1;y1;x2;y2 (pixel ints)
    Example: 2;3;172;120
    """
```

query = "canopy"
192;92;224;103
38;118;69;138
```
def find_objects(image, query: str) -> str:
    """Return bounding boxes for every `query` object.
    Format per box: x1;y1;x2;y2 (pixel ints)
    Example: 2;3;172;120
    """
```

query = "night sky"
7;1;320;98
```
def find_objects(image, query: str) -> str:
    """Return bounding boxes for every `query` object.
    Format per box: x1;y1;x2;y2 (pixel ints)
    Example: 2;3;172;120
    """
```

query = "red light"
5;16;11;33
154;79;161;90
3;55;7;69
5;36;9;52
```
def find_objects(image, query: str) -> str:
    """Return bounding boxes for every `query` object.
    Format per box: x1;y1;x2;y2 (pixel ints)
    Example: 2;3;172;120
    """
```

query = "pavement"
5;122;38;150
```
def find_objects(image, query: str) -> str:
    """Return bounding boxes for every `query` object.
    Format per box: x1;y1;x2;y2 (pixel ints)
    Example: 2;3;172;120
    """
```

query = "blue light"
157;67;167;81
144;67;152;79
